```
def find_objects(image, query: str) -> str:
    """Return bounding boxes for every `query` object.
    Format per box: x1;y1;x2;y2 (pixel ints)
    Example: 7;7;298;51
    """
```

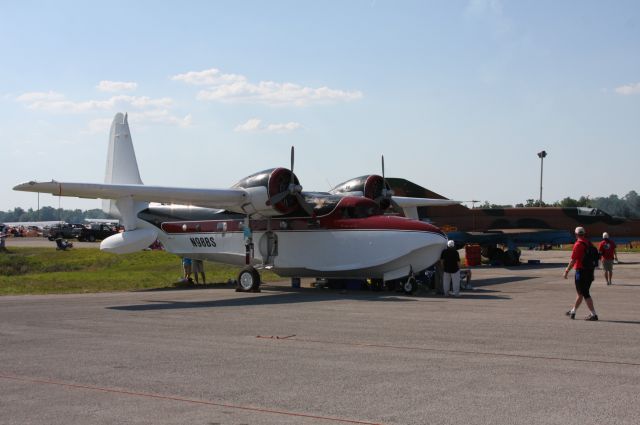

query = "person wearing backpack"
598;232;618;286
563;226;599;321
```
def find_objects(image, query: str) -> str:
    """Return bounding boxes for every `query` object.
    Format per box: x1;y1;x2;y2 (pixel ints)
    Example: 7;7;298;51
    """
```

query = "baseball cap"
575;226;586;235
602;232;609;239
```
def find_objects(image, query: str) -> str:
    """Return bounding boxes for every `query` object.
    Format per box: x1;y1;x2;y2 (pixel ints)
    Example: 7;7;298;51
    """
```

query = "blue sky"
1;0;639;211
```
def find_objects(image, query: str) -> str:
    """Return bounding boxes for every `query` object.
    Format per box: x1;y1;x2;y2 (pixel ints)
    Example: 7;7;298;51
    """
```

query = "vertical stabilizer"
102;113;143;215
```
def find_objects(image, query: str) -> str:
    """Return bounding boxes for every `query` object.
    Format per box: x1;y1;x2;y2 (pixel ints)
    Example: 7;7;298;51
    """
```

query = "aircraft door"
258;231;278;265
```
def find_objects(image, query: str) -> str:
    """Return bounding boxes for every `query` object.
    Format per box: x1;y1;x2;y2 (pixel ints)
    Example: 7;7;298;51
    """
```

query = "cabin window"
341;205;381;219
577;207;605;217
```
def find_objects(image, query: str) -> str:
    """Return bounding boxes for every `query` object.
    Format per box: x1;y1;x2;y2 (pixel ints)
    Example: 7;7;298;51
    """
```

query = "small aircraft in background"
14;113;457;293
388;178;640;265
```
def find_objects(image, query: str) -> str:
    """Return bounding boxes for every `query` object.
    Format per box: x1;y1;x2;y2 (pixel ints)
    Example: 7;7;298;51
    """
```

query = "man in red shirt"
563;227;598;320
598;232;617;286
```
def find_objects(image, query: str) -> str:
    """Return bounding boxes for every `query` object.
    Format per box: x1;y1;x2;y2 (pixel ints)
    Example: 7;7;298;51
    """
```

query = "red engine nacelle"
330;175;391;210
232;167;303;215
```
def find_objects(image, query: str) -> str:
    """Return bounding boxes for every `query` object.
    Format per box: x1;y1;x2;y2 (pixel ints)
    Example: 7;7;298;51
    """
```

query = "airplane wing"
483;228;559;234
392;196;460;208
392;196;460;219
13;180;247;209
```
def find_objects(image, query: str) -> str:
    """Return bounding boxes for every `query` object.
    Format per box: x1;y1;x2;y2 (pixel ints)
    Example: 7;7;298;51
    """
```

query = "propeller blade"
377;154;394;208
290;146;294;174
288;145;297;188
268;191;289;206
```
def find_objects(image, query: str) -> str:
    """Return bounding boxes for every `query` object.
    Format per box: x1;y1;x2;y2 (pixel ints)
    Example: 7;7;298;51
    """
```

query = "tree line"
0;206;112;224
479;190;640;218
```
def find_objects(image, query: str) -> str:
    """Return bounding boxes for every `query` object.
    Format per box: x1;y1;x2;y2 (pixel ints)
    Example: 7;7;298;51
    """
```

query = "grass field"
0;247;279;296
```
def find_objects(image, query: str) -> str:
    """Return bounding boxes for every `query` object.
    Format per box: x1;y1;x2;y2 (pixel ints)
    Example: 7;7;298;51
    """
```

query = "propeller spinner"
268;147;315;216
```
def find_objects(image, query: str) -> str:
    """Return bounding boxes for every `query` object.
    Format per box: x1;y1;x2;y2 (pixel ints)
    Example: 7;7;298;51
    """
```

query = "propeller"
374;155;398;210
268;146;315;216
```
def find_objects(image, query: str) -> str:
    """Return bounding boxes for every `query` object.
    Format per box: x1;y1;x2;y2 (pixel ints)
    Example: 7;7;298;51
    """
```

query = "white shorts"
192;260;204;273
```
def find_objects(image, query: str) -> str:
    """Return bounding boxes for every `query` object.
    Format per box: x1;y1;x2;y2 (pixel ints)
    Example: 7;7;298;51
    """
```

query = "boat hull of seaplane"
138;205;447;281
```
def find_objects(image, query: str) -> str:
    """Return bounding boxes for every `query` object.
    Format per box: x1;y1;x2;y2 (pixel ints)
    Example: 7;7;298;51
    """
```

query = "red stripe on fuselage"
161;215;444;236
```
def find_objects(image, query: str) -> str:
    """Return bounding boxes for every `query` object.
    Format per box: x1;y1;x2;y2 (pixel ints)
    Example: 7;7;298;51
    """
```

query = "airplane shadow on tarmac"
503;262;567;271
599;320;640;325
470;275;537;287
108;286;511;312
109;292;417;312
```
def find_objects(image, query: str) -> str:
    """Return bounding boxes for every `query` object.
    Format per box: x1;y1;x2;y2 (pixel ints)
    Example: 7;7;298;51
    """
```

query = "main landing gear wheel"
236;267;261;292
402;276;416;295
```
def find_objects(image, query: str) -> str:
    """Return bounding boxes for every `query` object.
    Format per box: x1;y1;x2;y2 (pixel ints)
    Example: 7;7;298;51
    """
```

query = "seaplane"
14;113;456;293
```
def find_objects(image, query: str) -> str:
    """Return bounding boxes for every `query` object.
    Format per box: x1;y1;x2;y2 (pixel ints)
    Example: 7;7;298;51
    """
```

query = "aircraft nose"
386;216;447;238
420;221;446;238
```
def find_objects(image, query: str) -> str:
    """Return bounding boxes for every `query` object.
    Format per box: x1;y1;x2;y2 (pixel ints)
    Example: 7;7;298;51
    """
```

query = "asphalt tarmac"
1;250;639;425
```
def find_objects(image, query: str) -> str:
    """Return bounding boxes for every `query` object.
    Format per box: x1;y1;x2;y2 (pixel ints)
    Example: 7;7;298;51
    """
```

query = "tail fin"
102;113;143;215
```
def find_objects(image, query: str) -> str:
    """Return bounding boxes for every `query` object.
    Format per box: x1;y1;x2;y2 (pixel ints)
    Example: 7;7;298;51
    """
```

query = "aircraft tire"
402;276;416;295
237;267;261;292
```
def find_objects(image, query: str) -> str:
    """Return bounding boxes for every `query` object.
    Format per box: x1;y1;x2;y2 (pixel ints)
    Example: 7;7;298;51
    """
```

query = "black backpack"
581;241;599;270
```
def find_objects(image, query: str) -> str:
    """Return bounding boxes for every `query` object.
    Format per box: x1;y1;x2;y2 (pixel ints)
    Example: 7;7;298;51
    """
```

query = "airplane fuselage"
138;199;447;281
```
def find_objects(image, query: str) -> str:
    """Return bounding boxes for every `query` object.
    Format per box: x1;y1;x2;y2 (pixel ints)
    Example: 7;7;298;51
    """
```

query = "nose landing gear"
402;275;417;294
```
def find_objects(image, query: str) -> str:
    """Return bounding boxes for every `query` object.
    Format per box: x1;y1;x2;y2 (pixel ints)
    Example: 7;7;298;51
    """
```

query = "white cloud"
173;68;363;107
17;93;173;113
17;89;191;133
234;118;262;132
234;118;302;133
265;122;303;132
16;91;65;102
171;68;246;86
615;82;640;95
96;80;138;92
129;110;193;127
86;111;192;134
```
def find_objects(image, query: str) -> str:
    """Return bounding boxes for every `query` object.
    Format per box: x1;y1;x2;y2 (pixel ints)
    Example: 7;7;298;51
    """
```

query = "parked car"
77;224;119;242
43;223;85;241
23;226;42;237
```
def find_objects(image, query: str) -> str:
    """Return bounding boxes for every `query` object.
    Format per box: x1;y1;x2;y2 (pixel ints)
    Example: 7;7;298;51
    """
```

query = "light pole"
537;150;547;206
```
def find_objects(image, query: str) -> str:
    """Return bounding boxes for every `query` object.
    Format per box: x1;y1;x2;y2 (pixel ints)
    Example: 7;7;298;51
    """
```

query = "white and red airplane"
14;113;456;293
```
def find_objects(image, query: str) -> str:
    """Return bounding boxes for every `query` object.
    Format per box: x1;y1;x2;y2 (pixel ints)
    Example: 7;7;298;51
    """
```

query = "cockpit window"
340;204;381;219
577;207;606;217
